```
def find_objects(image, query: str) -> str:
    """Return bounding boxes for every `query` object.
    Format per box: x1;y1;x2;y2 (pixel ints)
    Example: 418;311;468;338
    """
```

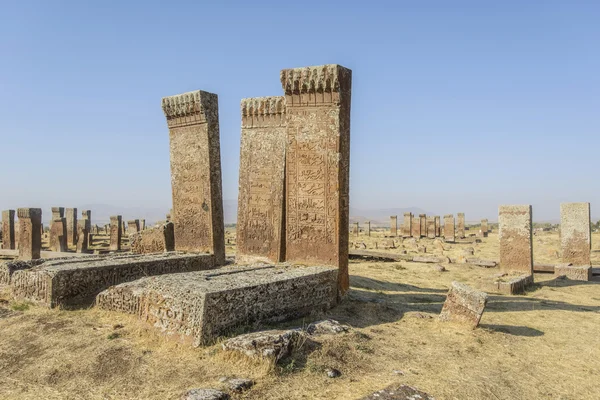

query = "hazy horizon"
1;2;598;222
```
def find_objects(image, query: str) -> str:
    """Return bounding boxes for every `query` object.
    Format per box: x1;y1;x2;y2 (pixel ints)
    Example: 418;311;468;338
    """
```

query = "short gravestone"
439;281;488;328
17;208;42;260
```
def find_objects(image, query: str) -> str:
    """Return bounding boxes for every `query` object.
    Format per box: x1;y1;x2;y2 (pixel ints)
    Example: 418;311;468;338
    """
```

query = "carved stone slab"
499;205;533;275
444;214;455;242
560;202;591;266
17;208;42;260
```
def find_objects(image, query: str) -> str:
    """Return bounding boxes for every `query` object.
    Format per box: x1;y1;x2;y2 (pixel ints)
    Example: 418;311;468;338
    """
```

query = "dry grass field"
1;230;600;399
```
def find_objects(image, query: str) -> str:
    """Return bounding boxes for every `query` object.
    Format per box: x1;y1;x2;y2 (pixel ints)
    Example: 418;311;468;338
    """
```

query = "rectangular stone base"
485;274;533;295
96;264;338;346
554;265;591;281
11;252;217;307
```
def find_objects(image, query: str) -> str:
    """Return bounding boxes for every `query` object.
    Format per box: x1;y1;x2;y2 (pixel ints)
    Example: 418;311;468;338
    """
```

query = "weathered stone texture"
485;274;533;295
443;215;455;242
127;220;140;234
457;212;465;239
65;208;77;247
76;220;88;253
2;210;15;250
222;329;300;362
554;264;591;281
281;64;352;295
0;259;46;285
96;264;338;345
130;222;175;254
390;216;398;236
411;215;420;238
18;208;42;260
360;384;434;400
236;97;286;264
480;219;489;237
560;203;591;266
11;253;217;307
139;219;146;230
162;90;225;264
427;217;436;239
110;215;122;251
366;221;371;236
49;218;67;252
435;216;441;237
419;214;426;238
402;213;412;237
499;205;533;275
439;281;488;328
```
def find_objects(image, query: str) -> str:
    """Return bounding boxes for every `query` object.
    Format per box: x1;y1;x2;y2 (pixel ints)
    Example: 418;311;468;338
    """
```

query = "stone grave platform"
96;264;338;346
484;274;533;295
10;252;217;307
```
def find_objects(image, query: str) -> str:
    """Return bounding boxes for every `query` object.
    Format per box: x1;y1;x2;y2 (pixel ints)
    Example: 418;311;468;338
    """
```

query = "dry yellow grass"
1;231;600;399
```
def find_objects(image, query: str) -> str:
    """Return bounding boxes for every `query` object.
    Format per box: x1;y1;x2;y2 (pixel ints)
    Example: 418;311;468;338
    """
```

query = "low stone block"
11;253;217;307
554;264;591;281
439;281;488;328
222;329;300;362
0;259;45;285
485;274;533;295
130;222;175;254
96;265;338;345
360;384;434;400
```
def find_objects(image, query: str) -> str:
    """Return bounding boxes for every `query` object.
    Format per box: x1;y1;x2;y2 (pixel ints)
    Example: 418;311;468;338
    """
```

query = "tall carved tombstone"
411;215;420;238
498;205;533;275
366;221;371;237
444;214;455;242
110;215;122;251
435;216;441;237
560;203;591;266
237;97;286;264
49;207;67;252
281;64;352;294
353;222;359;236
2;210;15;250
139;219;146;231
427;217;436;239
457;213;465;239
419;214;426;238
402;212;412;237
76;219;89;253
81;210;91;231
65;208;77;247
390;216;398;236
17;208;42;260
127;220;140;234
480;219;489;237
162;90;225;264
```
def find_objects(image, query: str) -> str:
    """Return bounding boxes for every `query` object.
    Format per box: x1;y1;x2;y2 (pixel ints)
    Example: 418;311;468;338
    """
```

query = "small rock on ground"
227;378;254;392
182;388;229;400
306;319;350;335
222;329;300;362
360;384;434;399
326;368;342;378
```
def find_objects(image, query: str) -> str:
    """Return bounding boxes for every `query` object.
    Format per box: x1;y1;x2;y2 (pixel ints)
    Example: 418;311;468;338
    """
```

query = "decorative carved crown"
241;96;285;117
161;90;216;119
17;208;42;219
280;64;351;95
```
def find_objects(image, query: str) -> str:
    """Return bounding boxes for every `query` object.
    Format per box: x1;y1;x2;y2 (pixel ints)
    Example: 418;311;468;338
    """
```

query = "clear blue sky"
1;1;598;222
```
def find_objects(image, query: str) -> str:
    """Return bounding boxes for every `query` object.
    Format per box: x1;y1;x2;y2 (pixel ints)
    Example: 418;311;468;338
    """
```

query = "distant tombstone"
480;219;488;237
236;96;286;264
366;221;371;237
444;214;455;242
76;219;89;253
17;208;42;260
499;205;533;275
457;212;465;239
65;208;77;247
402;212;412;237
411;215;420;238
427;217;436;239
2;210;15;250
127;220;140;234
419;214;426;238
390;215;398;236
281;64;352;295
139;219;146;231
353;222;359;236
560;203;591;266
110;215;122;251
49;210;67;252
435;216;441;237
162;90;225;264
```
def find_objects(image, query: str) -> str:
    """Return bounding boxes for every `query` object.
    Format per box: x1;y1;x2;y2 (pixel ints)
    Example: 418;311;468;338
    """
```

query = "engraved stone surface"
130;222;175;254
222;329;300;362
65;208;77;247
76;219;88;253
411;215;420;238
390;216;398;236
419;214;426;238
18;208;42;260
162;90;225;264
439;281;488;328
457;213;465;239
2;210;15;250
444;215;455;242
11;252;217;307
0;259;46;285
96;264;338;345
110;215;122;251
281;64;352;294
49;218;67;252
237;96;286;264
435;216;441;237
480;219;489;238
402;212;412;237
427;217;436;239
554;264;591;281
560;203;591;266
499;205;533;275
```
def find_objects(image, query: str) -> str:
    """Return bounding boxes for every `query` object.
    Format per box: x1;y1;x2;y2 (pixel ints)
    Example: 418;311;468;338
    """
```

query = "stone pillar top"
18;208;42;219
280;64;351;93
161;90;218;128
240;96;285;117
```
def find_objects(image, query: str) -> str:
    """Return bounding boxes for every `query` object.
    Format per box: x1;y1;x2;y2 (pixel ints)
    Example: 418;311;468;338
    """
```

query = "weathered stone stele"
65;208;77;247
411;215;420;238
444;214;455;242
457;212;465;239
390;215;398;236
419;214;426;238
76;219;88;253
439;281;488;329
281;64;352;294
139;219;146;231
49;217;67;252
110;215;122;251
560;202;591;266
353;222;359;236
427;216;436;239
236;96;286;264
17;208;42;260
2;210;15;250
480;219;489;237
130;222;175;254
162;90;225;264
435;215;441;237
127;220;139;234
499;205;533;275
402;212;412;237
366;221;371;236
